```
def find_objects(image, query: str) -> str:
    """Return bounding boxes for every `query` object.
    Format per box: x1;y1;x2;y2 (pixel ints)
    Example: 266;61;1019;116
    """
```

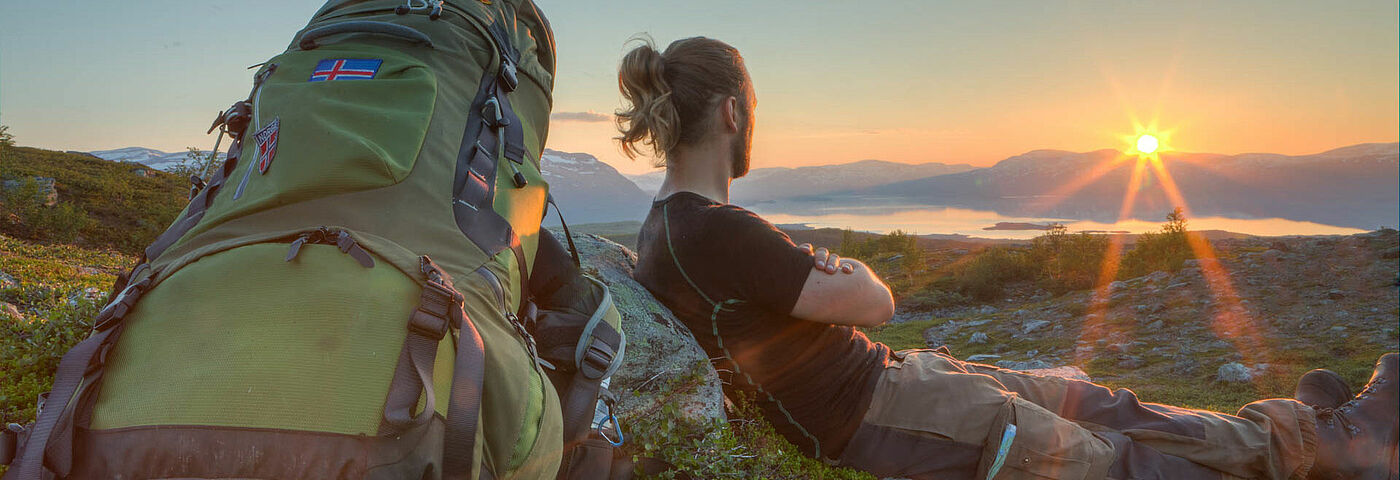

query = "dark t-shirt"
632;191;890;459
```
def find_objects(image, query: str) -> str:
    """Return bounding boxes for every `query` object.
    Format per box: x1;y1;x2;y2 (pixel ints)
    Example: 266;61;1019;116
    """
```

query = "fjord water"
749;202;1370;240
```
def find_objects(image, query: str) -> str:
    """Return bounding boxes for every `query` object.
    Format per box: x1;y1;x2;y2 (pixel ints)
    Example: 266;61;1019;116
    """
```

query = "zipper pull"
335;230;376;268
285;234;311;262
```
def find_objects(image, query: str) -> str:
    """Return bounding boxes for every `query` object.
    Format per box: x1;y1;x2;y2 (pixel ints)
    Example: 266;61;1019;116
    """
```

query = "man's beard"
729;111;753;179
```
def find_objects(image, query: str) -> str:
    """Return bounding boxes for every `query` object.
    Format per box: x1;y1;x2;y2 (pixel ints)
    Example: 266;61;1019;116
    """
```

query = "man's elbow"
853;283;894;327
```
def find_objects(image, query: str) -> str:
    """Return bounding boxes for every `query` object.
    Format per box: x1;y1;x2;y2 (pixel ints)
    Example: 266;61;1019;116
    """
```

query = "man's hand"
790;244;894;327
798;243;855;274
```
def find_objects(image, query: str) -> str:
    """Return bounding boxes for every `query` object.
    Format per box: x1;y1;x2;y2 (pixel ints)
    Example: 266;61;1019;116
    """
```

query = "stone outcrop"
567;232;726;424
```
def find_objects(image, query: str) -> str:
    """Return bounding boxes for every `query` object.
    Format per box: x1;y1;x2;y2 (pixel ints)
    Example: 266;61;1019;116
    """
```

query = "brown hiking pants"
836;349;1318;480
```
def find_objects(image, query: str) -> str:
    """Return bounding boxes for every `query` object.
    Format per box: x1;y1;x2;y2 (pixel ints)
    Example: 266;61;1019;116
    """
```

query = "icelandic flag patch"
309;59;382;82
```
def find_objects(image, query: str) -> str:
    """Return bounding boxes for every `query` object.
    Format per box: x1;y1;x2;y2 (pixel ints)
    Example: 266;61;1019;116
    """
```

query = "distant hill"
541;149;653;226
0;146;186;253
89;147;226;172
627;159;977;205
846;143;1399;229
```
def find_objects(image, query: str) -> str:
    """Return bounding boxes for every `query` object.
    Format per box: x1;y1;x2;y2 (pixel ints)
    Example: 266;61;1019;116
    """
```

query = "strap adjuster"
579;339;616;380
94;276;150;332
498;59;518;92
408;308;450;340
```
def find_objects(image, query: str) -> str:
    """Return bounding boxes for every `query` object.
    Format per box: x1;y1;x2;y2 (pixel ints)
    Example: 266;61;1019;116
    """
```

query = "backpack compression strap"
451;18;532;313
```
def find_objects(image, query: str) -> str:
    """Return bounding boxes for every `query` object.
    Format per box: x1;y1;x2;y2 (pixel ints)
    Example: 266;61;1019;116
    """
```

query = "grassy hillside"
0;146;186;254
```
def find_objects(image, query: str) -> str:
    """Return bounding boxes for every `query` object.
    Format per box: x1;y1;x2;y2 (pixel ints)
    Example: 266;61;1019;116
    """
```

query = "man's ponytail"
616;41;680;163
615;36;749;167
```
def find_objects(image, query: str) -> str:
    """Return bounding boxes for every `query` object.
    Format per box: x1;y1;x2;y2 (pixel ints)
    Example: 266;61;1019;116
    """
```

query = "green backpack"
0;1;627;478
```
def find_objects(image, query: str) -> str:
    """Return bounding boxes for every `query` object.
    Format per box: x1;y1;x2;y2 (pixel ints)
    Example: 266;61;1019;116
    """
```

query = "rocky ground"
873;229;1399;411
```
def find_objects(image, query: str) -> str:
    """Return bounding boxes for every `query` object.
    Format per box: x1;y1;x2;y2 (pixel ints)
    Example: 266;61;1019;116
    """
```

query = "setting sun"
1136;134;1159;154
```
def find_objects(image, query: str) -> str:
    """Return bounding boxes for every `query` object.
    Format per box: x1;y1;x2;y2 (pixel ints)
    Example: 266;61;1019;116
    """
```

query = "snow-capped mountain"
626;159;976;205
541;149;652;225
89;147;226;172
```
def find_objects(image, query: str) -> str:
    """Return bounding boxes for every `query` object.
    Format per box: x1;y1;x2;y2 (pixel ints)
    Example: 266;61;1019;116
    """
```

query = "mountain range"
90;147;226;172
628;159;977;204
835;142;1398;229
87;143;1399;230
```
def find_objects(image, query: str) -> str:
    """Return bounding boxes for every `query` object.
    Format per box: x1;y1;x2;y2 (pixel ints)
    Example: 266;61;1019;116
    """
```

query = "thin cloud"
551;110;612;122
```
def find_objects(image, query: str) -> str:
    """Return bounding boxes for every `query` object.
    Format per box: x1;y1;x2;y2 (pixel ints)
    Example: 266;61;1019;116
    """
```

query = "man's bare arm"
789;245;894;327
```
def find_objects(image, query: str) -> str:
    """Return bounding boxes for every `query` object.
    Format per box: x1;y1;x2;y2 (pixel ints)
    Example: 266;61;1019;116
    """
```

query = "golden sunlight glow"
1136;134;1159;154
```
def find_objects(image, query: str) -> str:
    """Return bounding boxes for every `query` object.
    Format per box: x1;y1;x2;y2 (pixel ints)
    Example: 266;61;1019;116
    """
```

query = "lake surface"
747;203;1370;239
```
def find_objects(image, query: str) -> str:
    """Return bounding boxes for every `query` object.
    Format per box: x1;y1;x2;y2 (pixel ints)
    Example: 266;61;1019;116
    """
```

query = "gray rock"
1;177;58;207
1183;259;1201;268
66;287;106;307
0;271;16;289
1217;362;1253;383
1326;289;1345;300
1108;280;1128;290
1022;319;1051;334
1260;249;1285;262
568;232;725;423
966;354;1002;363
0;302;21;319
978;305;997;315
968;332;989;344
1145;319;1164;330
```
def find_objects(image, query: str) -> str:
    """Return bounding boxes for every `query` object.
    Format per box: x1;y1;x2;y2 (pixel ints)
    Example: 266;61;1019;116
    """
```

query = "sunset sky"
1;1;1395;176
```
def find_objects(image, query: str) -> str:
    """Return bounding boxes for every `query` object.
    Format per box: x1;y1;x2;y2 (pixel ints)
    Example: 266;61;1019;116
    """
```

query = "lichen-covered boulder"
565;231;726;424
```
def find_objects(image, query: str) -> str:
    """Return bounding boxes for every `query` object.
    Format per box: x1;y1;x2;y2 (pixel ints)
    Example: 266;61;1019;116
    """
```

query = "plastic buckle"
94;277;149;332
579;340;615;380
498;60;518;92
408;309;450;341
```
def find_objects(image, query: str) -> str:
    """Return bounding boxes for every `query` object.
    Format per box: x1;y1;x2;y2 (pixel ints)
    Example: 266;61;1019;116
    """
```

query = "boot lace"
1319;375;1387;437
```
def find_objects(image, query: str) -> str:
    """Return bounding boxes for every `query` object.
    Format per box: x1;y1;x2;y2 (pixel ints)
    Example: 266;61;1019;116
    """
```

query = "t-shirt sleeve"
713;207;814;314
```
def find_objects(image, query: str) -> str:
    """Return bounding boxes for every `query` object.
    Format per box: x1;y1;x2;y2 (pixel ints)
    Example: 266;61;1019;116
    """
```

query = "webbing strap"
380;271;457;435
144;137;239;262
546;194;581;267
442;297;485;479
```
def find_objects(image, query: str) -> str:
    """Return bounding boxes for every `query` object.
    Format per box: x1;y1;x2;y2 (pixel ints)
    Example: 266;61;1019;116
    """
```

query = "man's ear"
720;96;741;134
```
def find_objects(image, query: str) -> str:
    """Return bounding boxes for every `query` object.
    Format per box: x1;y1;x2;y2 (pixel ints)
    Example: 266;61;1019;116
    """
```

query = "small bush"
1119;208;1194;279
953;246;1036;300
1029;224;1109;293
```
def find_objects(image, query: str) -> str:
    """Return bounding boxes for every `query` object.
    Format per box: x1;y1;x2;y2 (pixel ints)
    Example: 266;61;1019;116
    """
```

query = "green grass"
0;146;186;254
0;235;133;427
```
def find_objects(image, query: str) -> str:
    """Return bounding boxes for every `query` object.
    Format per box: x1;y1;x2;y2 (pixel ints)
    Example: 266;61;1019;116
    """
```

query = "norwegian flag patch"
254;118;280;174
309;59;382;82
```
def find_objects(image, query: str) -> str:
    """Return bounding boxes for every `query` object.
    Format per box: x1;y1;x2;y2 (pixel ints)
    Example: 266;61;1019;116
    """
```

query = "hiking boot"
1308;353;1398;480
1297;369;1353;409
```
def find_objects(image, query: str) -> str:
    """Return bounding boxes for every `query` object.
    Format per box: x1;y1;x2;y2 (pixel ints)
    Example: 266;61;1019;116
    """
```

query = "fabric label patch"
309;59;382;82
254;117;280;174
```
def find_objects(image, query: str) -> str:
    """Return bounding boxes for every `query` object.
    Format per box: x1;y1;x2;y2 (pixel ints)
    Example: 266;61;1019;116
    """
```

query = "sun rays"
1061;119;1273;388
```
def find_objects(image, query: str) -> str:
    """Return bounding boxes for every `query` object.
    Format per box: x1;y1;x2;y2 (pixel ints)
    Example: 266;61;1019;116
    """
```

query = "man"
618;36;1398;480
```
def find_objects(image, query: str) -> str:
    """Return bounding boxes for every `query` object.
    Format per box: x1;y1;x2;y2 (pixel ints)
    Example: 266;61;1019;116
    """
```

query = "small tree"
1119;207;1194;278
171;146;224;182
0;124;14;148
